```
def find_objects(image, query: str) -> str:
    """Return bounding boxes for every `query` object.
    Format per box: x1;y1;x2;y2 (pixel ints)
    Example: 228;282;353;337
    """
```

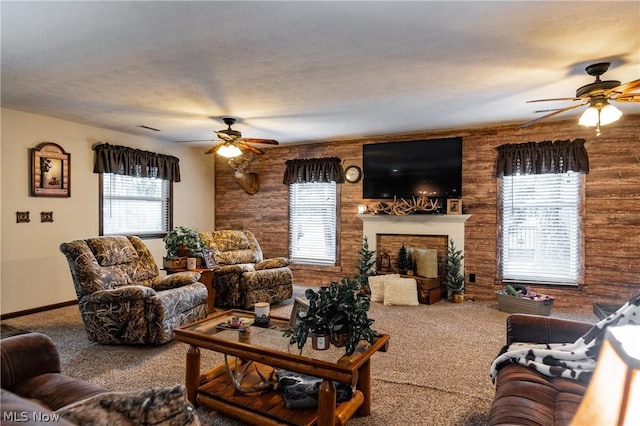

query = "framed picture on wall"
447;198;462;215
30;142;70;197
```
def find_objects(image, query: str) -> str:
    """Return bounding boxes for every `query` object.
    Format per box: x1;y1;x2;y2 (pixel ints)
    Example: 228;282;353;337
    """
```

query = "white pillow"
383;277;419;306
368;275;388;303
411;248;438;278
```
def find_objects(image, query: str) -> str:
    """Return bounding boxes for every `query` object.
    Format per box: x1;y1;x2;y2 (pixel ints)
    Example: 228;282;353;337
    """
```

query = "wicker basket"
330;333;349;348
496;290;554;316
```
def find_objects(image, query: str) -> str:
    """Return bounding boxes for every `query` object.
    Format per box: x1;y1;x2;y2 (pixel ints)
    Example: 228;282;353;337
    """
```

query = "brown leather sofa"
488;314;594;426
1;332;109;425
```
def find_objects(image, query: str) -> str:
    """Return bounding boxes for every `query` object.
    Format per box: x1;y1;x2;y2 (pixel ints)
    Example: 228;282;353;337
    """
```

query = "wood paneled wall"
215;114;640;311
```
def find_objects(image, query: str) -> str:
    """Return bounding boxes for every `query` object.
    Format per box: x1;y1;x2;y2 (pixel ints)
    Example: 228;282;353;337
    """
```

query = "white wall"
0;108;216;315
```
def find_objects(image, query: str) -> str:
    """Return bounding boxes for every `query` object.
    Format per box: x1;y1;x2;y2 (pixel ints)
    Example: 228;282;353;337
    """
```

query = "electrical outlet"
468;273;476;283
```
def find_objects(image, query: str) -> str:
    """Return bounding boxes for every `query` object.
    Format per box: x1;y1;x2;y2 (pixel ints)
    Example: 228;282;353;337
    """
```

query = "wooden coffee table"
174;310;389;426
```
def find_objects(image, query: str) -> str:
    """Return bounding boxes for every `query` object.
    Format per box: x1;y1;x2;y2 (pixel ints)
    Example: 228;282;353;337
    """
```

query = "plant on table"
287;277;377;356
163;226;205;259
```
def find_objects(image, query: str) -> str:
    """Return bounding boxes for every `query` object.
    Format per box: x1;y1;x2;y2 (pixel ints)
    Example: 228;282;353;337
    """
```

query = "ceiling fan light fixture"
578;98;622;128
217;143;242;158
599;103;623;126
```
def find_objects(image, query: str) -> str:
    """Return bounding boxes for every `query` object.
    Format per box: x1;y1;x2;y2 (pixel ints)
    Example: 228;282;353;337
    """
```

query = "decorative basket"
496;290;554;316
330;333;349;348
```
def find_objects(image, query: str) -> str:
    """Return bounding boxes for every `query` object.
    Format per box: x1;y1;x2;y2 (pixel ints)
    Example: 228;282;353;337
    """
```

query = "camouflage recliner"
199;230;293;309
60;235;208;345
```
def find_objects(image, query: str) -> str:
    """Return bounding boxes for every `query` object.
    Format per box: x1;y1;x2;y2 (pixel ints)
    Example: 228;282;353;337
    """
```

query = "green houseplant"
354;237;376;295
443;240;465;301
287;277;377;356
163;226;205;259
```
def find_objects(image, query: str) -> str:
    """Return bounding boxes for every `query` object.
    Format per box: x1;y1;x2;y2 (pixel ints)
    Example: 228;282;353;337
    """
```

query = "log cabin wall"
215;114;640;311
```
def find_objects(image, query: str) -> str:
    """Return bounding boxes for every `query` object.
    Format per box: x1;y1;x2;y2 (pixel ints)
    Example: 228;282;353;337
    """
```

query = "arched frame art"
30;142;70;197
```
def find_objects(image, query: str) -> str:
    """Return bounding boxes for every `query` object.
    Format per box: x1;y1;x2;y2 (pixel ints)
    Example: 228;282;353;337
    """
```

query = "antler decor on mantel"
228;154;260;195
368;196;443;215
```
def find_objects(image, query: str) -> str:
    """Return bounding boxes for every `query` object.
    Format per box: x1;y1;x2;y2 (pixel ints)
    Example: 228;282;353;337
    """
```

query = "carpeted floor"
1;287;598;425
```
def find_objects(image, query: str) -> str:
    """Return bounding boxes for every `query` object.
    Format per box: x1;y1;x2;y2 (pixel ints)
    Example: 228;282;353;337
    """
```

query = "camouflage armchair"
59;236;208;345
199;230;293;309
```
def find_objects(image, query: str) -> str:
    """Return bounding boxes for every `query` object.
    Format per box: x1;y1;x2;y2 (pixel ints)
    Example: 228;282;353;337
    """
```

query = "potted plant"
443;240;465;302
395;243;411;275
163;225;205;260
287;277;378;356
354;237;376;295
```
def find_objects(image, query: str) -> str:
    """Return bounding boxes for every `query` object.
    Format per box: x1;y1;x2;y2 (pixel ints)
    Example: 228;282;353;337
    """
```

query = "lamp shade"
216;143;243;158
570;325;640;426
599;103;623;126
578;106;599;127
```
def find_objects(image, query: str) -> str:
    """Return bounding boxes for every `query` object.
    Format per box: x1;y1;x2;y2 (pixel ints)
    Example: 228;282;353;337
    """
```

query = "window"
288;182;338;265
498;172;584;285
100;173;171;237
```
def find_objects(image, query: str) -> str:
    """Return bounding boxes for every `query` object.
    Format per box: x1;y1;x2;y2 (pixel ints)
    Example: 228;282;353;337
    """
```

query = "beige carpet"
2;288;598;426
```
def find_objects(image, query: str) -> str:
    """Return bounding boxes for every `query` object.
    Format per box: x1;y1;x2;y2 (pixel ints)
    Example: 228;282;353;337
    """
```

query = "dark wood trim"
0;300;77;320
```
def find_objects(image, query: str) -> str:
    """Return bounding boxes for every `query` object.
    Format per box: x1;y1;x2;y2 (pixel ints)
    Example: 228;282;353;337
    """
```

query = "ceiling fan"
178;117;279;157
520;62;640;135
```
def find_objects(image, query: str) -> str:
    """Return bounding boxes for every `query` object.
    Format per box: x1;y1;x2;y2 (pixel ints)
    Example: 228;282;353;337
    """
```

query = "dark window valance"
283;157;345;184
93;143;181;182
495;139;589;177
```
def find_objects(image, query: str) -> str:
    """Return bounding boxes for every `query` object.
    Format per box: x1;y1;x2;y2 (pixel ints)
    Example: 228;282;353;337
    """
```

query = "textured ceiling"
2;1;639;147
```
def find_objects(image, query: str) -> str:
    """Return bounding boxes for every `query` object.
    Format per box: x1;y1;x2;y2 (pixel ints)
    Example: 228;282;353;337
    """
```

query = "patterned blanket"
490;293;640;384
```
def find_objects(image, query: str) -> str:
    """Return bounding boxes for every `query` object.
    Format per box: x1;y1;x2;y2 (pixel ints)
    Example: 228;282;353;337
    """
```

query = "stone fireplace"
357;214;471;272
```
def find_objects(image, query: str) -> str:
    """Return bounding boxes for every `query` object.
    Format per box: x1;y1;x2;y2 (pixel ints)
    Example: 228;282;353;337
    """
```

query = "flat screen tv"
362;137;462;199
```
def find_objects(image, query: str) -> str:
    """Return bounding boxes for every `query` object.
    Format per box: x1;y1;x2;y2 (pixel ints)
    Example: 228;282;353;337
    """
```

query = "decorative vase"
452;293;464;303
312;333;330;351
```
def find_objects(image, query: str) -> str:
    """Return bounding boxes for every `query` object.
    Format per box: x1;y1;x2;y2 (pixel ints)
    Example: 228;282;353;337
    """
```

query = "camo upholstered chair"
59;235;208;345
199;230;293;309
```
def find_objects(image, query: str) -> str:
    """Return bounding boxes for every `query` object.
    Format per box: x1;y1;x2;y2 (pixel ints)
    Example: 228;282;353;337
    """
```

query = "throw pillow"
383;277;419;306
411;248;438;278
55;385;200;426
368;275;388;303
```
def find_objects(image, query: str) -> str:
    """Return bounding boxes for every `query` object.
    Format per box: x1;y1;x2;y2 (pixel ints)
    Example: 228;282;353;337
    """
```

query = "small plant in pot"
443;240;465;302
287;277;377;356
163;226;205;259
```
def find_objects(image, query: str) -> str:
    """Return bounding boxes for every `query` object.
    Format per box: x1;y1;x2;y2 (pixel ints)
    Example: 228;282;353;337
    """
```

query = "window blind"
102;173;170;236
288;182;337;265
499;172;583;285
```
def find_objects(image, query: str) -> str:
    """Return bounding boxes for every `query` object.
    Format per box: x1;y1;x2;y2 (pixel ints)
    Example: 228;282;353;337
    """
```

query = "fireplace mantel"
357;214;471;268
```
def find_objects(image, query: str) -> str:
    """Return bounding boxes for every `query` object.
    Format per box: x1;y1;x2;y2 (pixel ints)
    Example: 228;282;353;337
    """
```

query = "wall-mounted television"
362;137;462;199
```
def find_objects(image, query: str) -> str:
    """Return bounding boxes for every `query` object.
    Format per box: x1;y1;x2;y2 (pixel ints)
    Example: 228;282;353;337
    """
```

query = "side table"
165;267;217;313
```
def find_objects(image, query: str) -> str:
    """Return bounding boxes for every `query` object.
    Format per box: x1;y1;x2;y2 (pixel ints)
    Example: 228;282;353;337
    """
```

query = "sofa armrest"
215;264;254;274
255;257;290;270
506;314;594;345
154;271;201;291
1;333;61;391
84;285;156;304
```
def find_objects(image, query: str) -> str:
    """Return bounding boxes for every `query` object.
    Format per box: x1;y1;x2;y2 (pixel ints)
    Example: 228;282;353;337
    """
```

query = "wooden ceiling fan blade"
605;79;640;96
526;97;580;103
520;102;587;128
204;144;221;155
613;94;640;103
240;138;279;145
236;141;264;155
216;131;235;141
